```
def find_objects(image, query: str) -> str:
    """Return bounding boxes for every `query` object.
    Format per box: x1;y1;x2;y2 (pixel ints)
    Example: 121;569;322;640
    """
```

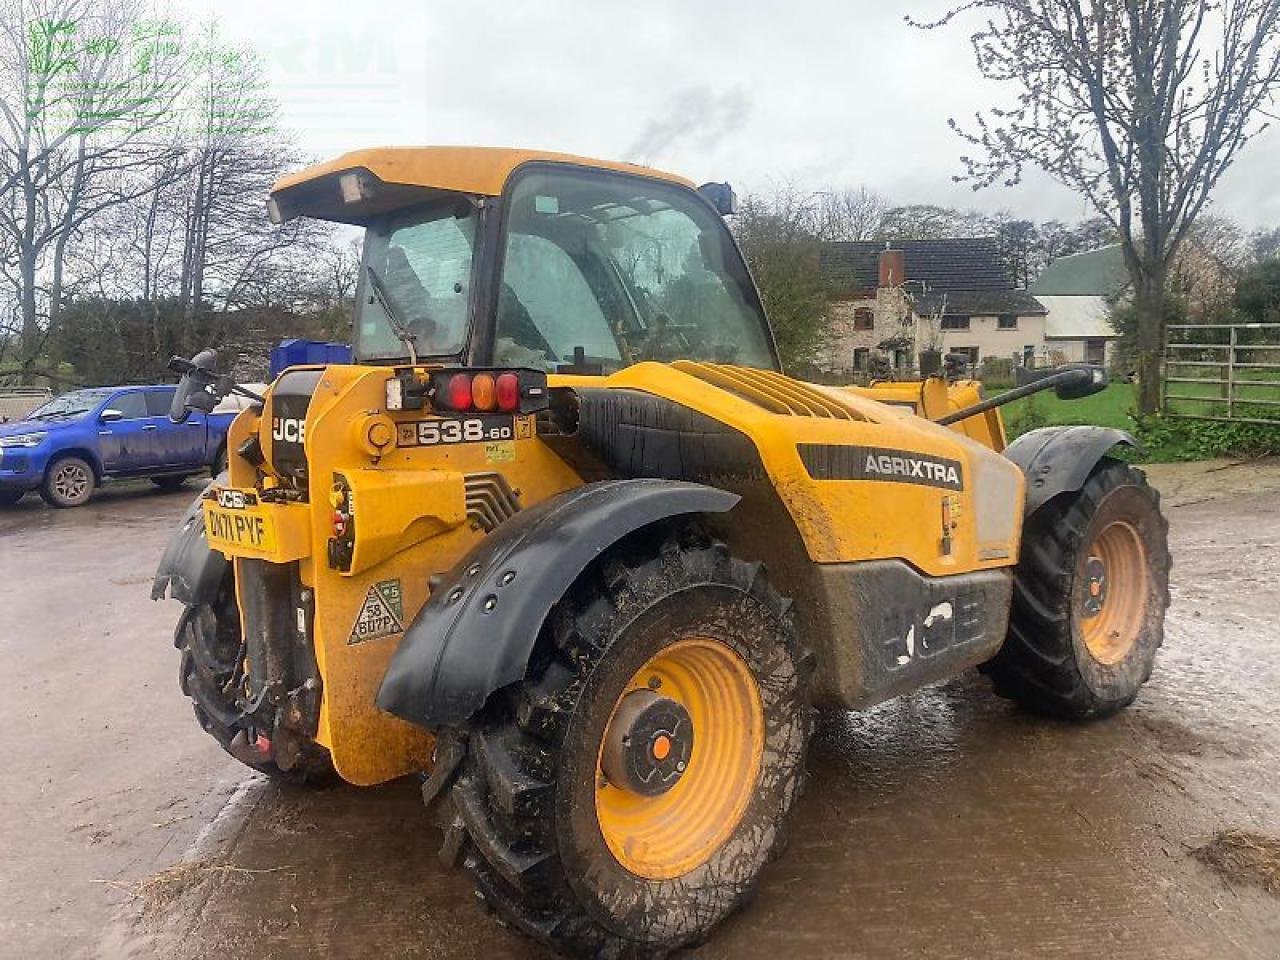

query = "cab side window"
107;392;148;420
145;389;176;417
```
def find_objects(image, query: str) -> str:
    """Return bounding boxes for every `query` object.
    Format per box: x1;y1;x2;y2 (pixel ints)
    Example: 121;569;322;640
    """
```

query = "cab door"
145;388;205;466
96;391;152;472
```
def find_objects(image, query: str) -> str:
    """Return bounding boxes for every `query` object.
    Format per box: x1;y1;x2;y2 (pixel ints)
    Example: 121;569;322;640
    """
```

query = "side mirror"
1054;363;1108;400
697;181;737;216
99;409;123;423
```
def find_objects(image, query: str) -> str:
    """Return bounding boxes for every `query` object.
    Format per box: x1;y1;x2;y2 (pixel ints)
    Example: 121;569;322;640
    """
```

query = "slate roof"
915;288;1046;316
820;238;1045;316
1029;244;1130;297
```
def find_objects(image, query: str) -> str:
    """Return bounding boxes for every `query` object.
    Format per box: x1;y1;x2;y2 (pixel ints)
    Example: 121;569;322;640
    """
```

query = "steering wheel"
639;319;698;361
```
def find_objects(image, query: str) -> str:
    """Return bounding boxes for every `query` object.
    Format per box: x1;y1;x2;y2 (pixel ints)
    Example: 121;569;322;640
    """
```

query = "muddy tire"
40;455;95;508
984;458;1170;720
438;528;813;959
176;571;333;784
151;475;190;491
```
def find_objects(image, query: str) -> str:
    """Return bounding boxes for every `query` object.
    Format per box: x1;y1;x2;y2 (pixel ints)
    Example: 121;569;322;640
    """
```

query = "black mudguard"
1003;426;1141;515
151;472;228;605
376;479;739;730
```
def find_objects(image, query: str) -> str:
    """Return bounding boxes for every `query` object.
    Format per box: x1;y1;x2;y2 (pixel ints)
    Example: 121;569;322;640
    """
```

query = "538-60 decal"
397;414;532;448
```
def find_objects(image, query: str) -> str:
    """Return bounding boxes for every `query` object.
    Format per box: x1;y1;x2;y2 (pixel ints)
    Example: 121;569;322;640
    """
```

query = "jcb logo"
216;488;249;510
272;417;305;444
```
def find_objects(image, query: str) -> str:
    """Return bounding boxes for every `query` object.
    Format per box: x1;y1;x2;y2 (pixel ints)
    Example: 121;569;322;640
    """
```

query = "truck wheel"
440;529;813;959
41;456;95;508
984;458;1170;719
176;571;333;784
211;447;227;476
151;475;190;491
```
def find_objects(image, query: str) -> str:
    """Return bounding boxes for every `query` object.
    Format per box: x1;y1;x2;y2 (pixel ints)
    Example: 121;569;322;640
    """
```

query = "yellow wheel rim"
1080;520;1149;664
595;637;764;880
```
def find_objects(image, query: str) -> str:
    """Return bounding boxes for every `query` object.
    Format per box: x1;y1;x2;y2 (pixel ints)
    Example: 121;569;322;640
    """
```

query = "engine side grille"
464;472;521;531
671;361;862;419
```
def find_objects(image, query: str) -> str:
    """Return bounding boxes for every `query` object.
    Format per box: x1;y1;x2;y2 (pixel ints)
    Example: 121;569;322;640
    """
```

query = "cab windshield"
494;168;777;373
355;200;477;361
27;389;112;421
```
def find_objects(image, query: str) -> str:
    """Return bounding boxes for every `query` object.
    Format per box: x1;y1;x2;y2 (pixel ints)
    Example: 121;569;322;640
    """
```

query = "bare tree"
0;0;188;380
816;186;888;241
916;1;1280;413
876;203;995;239
1249;225;1280;261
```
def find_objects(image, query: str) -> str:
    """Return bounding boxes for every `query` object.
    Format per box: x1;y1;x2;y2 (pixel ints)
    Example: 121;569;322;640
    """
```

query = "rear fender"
1003;426;1141;515
151;472;228;604
376;479;739;730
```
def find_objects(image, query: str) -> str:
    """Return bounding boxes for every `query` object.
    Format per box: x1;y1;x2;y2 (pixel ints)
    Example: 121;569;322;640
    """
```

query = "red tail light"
445;373;473;411
430;369;548;414
495;373;520;411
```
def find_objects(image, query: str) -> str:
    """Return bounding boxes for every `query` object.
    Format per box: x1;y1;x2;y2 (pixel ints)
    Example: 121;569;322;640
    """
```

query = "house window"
954;346;980;366
852;347;870;371
997;314;1018;330
853;307;874;331
941;315;970;330
1086;338;1106;363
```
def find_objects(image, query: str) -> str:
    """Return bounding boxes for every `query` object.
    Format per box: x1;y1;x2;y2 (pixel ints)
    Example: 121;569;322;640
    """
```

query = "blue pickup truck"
0;384;235;508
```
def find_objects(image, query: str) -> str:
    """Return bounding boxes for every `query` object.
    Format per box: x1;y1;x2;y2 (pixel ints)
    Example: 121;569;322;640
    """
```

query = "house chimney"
878;247;905;288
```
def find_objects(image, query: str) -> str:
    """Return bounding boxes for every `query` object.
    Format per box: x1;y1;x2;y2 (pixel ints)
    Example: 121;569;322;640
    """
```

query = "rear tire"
41;456;95;508
175;570;333;783
151;475;190;491
439;528;813;959
984;458;1170;719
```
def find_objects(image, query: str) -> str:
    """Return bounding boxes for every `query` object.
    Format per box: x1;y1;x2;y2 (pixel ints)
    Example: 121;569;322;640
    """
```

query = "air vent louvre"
671;361;861;419
464;472;521;531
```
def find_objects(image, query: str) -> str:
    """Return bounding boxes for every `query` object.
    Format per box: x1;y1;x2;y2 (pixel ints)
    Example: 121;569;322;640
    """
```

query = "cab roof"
268;146;695;226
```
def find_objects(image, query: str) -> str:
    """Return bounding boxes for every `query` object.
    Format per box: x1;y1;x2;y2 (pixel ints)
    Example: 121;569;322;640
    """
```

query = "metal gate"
1163;322;1280;423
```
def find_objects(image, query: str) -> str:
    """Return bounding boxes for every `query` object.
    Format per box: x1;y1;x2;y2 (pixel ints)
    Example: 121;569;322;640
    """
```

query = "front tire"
984;458;1170;719
41;456;95;508
175;571;333;783
441;529;813;958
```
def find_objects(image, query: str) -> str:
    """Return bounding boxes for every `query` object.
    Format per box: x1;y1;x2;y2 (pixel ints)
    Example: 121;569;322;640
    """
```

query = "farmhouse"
818;239;1047;375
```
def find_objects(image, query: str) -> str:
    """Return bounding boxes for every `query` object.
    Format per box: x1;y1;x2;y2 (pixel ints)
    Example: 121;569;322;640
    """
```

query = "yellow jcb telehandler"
154;147;1170;958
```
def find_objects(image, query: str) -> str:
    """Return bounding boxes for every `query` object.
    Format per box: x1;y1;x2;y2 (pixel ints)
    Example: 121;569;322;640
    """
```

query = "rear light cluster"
439;371;521;413
385;367;550;414
429;368;548;415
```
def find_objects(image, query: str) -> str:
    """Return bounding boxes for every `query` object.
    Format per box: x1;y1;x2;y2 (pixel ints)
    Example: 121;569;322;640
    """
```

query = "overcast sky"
180;0;1280;229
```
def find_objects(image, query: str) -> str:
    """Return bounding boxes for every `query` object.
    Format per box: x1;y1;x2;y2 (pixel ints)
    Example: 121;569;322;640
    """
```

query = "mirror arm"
219;376;264;404
933;370;1088;427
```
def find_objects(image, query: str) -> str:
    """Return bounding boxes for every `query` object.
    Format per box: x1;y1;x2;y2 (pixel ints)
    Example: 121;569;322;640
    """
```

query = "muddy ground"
2;461;1278;960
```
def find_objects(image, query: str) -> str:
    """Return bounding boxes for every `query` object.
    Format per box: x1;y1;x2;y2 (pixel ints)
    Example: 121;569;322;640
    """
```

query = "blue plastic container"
269;339;353;377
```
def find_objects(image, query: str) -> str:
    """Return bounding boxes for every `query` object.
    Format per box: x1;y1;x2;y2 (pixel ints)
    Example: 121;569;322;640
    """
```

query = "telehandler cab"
154;147;1170;958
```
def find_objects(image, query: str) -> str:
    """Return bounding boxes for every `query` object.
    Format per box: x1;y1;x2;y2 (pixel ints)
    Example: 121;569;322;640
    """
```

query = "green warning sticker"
348;578;404;645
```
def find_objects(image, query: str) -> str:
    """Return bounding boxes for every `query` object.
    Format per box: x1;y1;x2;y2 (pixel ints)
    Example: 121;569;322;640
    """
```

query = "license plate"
203;493;277;554
396;414;520;448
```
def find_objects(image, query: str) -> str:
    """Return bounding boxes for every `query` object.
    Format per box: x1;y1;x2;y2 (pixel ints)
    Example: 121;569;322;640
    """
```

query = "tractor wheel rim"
54;464;88;500
595;636;764;880
1080;519;1148;664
